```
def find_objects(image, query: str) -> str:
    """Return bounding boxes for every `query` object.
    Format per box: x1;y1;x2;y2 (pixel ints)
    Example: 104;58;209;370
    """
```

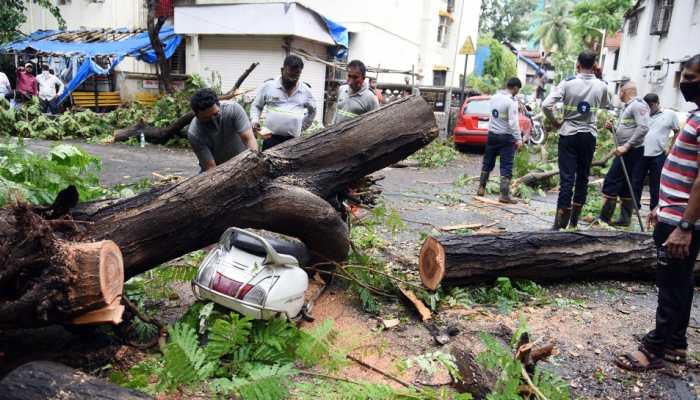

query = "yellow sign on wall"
459;36;475;55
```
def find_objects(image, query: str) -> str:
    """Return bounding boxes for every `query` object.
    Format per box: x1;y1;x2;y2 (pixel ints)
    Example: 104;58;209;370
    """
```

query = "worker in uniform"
334;59;379;124
598;80;650;226
542;50;611;230
250;55;316;150
476;77;523;204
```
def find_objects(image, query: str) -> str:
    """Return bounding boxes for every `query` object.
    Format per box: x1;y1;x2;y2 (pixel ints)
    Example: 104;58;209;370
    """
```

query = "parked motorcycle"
525;103;546;145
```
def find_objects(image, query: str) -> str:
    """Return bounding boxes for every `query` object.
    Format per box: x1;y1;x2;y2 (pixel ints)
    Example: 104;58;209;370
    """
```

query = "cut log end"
98;241;125;305
419;236;445;291
72;297;125;325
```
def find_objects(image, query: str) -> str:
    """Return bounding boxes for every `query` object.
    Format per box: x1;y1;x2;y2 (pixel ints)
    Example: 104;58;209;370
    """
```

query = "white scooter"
192;228;316;321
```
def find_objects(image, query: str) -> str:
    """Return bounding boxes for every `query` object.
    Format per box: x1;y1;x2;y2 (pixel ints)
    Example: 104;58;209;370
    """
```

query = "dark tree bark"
113;62;259;144
146;1;172;94
0;361;152;400
418;230;666;290
2;96;436;309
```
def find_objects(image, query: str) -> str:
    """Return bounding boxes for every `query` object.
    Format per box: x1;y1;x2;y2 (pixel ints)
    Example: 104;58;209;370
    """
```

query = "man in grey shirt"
543;50;611;229
599;80;650;226
250;55;316;150
477;77;523;204
631;93;680;211
187;88;258;172
334;59;379;124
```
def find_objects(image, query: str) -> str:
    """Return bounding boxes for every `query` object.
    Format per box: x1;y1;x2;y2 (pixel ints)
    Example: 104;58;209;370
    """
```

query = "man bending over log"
187;88;258;172
615;54;700;372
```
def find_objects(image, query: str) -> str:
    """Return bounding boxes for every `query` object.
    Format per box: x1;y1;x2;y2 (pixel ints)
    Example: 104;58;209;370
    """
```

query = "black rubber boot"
498;177;517;204
569;203;583;229
613;198;634;227
477;171;490;196
551;208;572;230
597;197;617;224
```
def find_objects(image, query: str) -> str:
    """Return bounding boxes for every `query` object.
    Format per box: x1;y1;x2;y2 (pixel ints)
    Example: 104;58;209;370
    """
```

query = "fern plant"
161;323;217;391
211;363;297;400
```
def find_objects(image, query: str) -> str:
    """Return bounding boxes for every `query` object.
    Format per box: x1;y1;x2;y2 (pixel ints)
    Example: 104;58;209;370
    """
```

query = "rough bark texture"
82;95;438;279
419;230;663;290
113;62;259;144
146;2;172;94
0;205;125;328
0;361;152;400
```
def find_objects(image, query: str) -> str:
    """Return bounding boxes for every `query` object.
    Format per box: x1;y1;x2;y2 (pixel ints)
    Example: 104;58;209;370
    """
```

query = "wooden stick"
347;354;412;388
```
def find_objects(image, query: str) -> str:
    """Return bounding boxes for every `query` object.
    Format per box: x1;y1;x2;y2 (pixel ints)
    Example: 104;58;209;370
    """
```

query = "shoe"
498;177;517;204
477;171;490;196
613;198;634;227
597;196;617;224
551;208;572;230
569;203;583;229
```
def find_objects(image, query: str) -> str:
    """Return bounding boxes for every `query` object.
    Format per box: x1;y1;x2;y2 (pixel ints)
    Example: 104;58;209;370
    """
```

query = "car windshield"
465;100;491;115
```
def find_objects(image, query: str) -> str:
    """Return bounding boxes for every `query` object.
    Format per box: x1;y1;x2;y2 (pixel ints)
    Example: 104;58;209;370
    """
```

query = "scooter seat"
230;230;310;267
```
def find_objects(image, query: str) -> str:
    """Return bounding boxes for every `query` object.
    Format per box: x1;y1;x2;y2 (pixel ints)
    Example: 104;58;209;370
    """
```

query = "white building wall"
615;0;700;111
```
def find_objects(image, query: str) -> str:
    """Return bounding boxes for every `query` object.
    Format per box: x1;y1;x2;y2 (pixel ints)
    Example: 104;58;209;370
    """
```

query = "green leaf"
161;323;216;390
206;312;253;360
211;363;297;400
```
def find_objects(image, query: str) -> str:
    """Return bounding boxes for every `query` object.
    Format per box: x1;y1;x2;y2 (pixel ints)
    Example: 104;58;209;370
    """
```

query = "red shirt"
16;70;38;96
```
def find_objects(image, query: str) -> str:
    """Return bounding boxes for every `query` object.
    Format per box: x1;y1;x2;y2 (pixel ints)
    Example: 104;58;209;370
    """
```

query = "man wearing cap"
598;80;650;226
250;55;316;150
16;63;38;104
334;59;379;124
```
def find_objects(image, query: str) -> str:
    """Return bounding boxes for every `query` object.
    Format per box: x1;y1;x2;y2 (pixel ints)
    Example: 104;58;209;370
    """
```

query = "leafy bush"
0;140;107;205
410;139;459;168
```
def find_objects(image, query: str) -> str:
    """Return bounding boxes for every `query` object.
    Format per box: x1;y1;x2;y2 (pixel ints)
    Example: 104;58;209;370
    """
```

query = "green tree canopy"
1;0;65;44
481;37;518;87
572;0;632;50
479;0;537;43
530;0;575;56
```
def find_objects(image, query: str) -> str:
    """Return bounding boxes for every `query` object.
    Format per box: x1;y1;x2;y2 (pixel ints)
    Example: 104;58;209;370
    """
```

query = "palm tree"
530;0;576;58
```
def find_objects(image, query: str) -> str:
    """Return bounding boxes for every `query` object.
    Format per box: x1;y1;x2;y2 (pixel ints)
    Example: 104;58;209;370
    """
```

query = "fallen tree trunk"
512;149;615;189
0;361;152;400
113;62;259;144
418;230;664;290
0;205;125;328
2;95;436;317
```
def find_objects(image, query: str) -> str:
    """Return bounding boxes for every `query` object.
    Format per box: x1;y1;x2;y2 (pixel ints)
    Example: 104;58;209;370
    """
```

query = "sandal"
664;348;687;364
614;350;665;372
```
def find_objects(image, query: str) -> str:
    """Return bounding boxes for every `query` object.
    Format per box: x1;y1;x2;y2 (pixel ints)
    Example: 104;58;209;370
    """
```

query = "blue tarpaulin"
320;17;348;58
0;26;182;105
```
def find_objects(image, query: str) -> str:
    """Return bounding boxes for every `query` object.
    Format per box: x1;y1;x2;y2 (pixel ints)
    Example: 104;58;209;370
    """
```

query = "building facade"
606;0;700;111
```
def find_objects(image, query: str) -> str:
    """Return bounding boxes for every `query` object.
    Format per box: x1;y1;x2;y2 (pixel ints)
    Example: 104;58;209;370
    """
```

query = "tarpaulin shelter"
0;26;182;105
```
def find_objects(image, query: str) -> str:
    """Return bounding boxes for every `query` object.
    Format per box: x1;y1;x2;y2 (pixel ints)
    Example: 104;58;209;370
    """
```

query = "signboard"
459;36;475;55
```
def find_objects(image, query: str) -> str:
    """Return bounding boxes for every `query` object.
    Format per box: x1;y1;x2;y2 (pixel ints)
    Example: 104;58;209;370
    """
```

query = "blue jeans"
632;153;666;211
557;132;596;209
481;132;515;179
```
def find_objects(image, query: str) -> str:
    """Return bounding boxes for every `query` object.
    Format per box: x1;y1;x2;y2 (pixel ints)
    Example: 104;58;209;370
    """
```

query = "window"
437;16;451;46
613;49;620;70
433;70;447;86
169;40;186;75
465;100;491;115
446;0;456;12
650;0;674;35
628;13;640;35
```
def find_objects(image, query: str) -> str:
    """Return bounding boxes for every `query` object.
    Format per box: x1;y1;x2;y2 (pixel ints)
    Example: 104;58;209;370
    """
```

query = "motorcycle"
525;103;546;145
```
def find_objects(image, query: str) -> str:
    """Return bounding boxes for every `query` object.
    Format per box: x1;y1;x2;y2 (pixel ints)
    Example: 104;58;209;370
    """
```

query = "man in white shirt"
632;93;681;211
36;64;64;114
0;70;11;101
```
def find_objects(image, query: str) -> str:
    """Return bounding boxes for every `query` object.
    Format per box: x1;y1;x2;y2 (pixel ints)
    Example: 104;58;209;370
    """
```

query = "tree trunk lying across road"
113;62;259;144
512;149;615;189
418;230;666;290
0;361;152;400
1;95;437;329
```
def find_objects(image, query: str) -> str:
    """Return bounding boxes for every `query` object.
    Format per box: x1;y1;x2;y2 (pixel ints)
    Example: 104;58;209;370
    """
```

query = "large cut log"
419;230;662;290
113;62;259;144
0;361;152;400
0;96;434;294
0;205;125;328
